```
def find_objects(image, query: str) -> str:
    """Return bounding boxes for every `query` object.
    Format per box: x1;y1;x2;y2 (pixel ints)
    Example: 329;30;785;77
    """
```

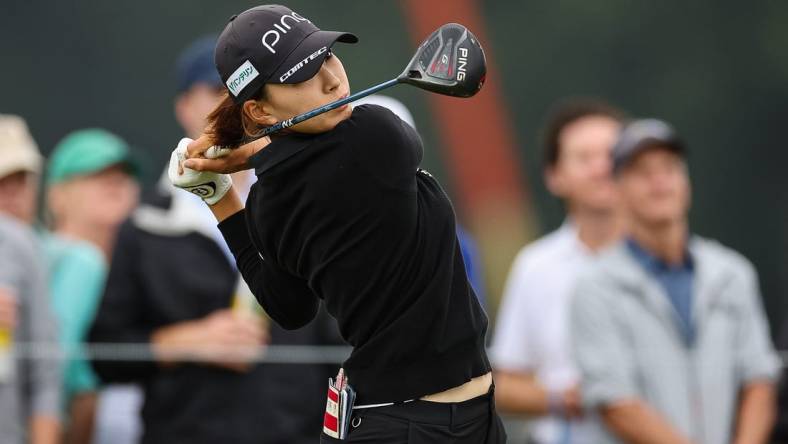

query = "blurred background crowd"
2;0;788;443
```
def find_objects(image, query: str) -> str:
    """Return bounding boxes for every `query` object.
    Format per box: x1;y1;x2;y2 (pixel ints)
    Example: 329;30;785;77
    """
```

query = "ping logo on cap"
261;11;312;54
226;60;260;97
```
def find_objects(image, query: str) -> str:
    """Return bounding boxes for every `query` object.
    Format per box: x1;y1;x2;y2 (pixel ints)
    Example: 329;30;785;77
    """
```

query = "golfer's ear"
243;100;278;126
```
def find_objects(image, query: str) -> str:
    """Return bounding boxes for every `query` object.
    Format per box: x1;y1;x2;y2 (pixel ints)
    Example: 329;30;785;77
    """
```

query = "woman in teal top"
44;128;140;443
41;234;106;403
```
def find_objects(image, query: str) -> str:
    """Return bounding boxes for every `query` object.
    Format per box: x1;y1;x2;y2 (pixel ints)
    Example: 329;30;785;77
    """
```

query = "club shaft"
262;78;402;137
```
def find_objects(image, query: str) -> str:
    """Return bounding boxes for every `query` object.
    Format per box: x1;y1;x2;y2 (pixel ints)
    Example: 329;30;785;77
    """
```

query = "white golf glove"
168;138;232;206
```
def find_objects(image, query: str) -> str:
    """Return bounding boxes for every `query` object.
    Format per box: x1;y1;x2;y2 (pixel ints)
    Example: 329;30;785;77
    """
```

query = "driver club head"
397;23;487;98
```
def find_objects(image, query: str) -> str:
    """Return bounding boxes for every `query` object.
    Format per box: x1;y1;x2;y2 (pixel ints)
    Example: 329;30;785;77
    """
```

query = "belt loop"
450;404;458;431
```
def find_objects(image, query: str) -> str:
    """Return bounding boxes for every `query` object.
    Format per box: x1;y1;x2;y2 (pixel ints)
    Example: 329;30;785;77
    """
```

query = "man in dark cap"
570;119;779;444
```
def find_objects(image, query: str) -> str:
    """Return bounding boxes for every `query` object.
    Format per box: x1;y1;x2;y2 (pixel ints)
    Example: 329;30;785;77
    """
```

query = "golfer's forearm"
208;185;244;222
493;371;550;415
733;381;776;444
601;400;693;444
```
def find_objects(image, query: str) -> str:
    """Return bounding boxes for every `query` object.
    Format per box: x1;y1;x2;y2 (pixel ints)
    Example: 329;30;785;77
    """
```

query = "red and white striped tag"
323;383;340;438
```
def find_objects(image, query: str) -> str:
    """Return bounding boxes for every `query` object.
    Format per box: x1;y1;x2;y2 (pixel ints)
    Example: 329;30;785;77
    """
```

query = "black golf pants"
320;386;507;443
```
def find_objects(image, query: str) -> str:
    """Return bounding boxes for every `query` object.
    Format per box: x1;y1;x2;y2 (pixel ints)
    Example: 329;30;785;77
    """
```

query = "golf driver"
259;22;486;137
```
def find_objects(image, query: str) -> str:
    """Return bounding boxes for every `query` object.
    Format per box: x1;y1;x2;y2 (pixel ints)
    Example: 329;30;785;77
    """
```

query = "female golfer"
171;5;506;443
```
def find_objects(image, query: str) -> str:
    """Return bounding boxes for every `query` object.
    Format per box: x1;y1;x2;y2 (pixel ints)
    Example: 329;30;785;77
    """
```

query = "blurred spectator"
354;94;487;305
0;116;140;444
490;99;624;443
0;217;61;444
88;35;341;444
46;129;141;258
571;118;779;444
771;326;788;442
0;114;61;444
456;225;486;306
44;128;140;444
0;115;41;225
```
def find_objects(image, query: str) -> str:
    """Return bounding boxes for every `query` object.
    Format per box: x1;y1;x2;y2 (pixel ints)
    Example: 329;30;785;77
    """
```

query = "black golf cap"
612;118;687;174
215;4;358;103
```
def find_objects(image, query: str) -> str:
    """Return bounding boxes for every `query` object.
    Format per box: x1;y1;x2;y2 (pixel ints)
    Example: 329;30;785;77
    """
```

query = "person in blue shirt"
570;118;779;444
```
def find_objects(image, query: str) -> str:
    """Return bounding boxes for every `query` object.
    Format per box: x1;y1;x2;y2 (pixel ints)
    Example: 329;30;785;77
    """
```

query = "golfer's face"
263;51;352;134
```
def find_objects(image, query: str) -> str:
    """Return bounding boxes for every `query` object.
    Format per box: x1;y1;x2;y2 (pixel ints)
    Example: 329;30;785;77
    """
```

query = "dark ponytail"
206;87;268;148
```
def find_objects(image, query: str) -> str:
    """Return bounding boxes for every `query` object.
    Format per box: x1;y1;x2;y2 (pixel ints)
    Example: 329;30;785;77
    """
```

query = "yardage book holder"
323;368;356;439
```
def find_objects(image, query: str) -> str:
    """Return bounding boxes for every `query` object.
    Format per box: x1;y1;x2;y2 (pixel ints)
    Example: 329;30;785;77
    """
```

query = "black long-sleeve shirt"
219;104;490;405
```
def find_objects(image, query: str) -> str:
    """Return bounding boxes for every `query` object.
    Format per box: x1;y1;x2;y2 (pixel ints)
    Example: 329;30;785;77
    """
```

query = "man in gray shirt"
0;214;61;444
570;119;779;444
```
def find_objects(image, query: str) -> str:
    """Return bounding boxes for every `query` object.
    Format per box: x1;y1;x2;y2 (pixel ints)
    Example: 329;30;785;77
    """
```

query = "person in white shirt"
491;99;624;444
